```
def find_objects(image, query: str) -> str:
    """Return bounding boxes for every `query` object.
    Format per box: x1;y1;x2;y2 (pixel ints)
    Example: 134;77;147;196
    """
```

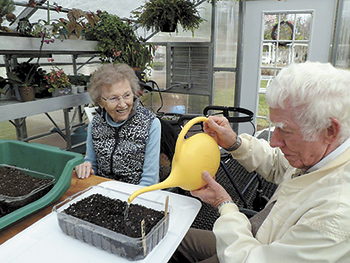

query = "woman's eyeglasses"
101;92;132;105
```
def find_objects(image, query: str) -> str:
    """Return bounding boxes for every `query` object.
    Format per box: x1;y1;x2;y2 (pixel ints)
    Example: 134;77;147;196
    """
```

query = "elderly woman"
75;63;161;186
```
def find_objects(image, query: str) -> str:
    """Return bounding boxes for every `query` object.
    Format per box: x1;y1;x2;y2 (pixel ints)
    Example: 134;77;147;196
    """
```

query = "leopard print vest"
91;103;155;184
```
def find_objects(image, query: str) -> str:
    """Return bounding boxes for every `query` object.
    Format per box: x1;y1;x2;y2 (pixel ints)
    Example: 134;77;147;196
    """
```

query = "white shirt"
308;137;350;173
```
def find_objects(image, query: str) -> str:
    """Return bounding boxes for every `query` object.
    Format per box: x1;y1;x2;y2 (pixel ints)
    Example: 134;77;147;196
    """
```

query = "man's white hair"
265;61;350;142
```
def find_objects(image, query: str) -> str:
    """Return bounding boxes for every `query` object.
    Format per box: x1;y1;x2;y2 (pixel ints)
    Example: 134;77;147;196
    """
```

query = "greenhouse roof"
11;1;152;23
54;0;143;18
8;0;212;42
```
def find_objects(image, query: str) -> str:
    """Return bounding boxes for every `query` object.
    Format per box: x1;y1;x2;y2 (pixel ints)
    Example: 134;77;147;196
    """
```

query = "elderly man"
170;62;350;263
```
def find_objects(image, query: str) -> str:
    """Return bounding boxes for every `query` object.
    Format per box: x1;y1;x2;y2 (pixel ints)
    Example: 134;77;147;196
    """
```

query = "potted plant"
33;66;50;98
45;66;71;96
5;28;55;101
6;62;44;102
131;0;203;35
68;74;90;93
84;11;154;71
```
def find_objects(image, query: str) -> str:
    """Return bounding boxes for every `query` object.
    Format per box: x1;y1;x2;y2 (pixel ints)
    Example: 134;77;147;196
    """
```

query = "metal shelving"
0;35;99;150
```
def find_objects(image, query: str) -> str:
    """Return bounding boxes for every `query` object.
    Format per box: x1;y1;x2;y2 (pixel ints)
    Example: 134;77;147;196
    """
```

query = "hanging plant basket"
160;19;178;33
132;0;203;35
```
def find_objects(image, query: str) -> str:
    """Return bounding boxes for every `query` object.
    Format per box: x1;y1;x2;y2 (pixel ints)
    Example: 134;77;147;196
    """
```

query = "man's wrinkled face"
269;107;329;170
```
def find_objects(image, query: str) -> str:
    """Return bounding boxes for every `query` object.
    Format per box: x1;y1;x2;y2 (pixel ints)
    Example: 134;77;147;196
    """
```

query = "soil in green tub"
0;166;54;218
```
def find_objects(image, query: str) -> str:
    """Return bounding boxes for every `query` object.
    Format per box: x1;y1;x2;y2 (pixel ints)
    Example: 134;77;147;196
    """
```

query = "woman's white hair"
265;61;350;142
88;63;140;104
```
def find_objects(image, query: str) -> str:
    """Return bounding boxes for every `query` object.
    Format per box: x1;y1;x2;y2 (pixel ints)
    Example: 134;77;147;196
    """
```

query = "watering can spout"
128;116;221;203
127;178;178;204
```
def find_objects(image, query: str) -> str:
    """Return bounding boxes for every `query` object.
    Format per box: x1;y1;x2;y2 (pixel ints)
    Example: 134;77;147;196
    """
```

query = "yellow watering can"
128;116;220;203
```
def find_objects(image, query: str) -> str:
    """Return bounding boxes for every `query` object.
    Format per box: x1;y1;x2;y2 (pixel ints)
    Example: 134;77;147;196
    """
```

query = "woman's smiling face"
100;79;134;122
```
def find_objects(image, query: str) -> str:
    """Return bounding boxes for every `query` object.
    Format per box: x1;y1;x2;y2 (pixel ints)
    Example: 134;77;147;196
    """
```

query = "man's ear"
325;118;341;144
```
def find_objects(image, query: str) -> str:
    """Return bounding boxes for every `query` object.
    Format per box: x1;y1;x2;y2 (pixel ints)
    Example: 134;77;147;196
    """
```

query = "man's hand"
191;171;232;209
204;116;238;149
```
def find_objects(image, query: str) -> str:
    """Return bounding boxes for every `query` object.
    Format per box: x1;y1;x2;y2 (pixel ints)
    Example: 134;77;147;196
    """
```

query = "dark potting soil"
0;166;51;196
64;193;165;238
0;166;54;218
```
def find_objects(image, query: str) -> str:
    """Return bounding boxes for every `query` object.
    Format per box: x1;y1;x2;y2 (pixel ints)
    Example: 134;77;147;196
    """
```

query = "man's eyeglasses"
101;92;132;105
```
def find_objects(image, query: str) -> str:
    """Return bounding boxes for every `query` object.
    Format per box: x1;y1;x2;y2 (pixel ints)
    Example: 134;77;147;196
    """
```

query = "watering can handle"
127;116;211;204
175;116;209;153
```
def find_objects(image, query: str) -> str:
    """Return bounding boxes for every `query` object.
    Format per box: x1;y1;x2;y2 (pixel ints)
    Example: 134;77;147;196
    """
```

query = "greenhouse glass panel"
213;71;235;106
214;0;238;67
335;0;350;68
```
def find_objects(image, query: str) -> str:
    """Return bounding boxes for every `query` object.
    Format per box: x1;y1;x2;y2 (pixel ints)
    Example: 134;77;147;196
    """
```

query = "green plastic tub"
0;139;84;230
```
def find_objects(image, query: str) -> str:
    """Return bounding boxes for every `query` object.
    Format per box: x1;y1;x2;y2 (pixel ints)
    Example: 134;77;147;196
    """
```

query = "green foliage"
0;0;15;31
132;0;203;35
257;93;270;130
0;0;15;22
16;17;33;36
54;9;99;39
6;62;50;97
7;62;43;88
34;67;50;97
84;11;154;71
45;66;71;93
29;19;54;38
68;75;90;86
16;9;99;39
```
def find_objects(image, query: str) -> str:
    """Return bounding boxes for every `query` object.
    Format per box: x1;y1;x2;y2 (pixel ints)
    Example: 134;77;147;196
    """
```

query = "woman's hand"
204;116;238;149
75;161;94;179
191;171;232;209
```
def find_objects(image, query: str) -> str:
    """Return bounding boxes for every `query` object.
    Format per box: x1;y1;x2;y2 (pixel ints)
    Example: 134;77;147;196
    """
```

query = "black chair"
158;118;178;182
203;105;256;135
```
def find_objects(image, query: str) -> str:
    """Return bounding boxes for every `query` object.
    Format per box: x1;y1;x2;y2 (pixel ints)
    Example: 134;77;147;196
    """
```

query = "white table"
0;181;201;263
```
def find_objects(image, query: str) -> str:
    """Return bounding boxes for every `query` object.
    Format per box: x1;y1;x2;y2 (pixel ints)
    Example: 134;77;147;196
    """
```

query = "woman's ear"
325;118;341;144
